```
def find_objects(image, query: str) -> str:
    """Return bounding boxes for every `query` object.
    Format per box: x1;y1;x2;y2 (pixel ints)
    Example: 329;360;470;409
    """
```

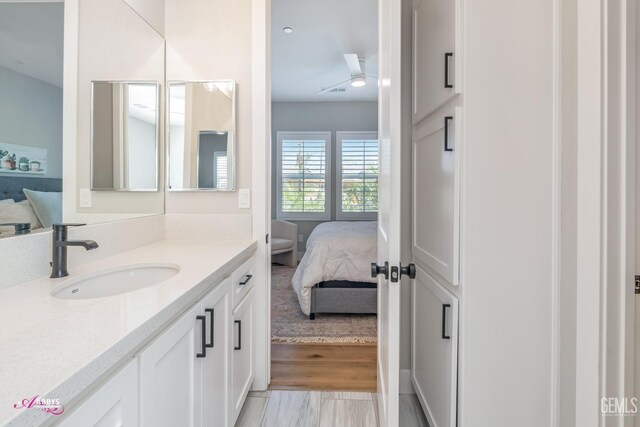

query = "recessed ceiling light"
283;27;294;34
351;75;366;88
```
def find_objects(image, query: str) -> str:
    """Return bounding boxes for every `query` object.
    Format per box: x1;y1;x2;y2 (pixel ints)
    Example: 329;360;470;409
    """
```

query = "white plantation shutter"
337;132;379;219
214;151;227;189
277;132;331;220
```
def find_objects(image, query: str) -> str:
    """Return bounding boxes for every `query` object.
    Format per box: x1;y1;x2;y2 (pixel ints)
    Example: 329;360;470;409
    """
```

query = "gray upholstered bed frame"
309;280;377;320
0;176;62;202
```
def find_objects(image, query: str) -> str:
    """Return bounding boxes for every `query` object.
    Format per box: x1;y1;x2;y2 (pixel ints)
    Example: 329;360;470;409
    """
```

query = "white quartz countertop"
0;239;256;427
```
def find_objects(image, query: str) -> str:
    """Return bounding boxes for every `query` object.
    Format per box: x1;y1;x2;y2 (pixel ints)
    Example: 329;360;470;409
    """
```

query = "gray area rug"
271;265;377;343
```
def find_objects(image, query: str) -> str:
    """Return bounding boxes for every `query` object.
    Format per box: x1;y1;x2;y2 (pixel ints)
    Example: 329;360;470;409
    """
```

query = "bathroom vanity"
0;238;257;427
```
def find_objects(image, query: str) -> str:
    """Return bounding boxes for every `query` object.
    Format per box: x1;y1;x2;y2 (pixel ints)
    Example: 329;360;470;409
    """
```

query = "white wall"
461;1;559;425
63;0;165;222
164;0;252;215
271;101;378;250
0;65;62;179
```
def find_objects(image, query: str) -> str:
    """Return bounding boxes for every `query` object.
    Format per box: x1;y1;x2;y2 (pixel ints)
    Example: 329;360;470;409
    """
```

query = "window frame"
335;131;379;221
276;131;332;221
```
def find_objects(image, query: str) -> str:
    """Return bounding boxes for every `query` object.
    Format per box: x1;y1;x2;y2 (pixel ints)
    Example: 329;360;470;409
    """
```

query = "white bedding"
292;221;377;315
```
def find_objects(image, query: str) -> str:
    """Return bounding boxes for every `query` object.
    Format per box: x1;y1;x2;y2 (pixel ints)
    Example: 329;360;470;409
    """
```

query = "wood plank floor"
270;343;377;392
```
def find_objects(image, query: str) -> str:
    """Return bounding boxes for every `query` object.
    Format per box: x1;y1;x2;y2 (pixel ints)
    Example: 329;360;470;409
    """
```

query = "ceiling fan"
317;53;377;94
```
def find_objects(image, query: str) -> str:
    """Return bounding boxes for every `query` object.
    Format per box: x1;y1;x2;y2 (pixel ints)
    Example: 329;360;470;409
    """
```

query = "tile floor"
235;390;429;427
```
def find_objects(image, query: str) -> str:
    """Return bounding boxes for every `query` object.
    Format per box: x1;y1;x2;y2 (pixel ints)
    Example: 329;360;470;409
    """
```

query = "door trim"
251;0;271;391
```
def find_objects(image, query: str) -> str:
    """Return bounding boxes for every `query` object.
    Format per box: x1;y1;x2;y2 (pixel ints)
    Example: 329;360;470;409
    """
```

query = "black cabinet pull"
204;308;214;348
441;304;451;340
444;52;454;88
239;274;253;286
444;116;454;152
234;320;242;350
196;315;207;358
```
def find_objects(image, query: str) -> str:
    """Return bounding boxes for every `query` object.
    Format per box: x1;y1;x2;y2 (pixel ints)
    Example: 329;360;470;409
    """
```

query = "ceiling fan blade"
344;54;363;76
316;78;352;94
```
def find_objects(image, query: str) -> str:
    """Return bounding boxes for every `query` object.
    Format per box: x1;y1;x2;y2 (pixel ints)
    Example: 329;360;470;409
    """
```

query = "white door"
376;0;403;423
57;359;139;427
412;109;461;286
139;304;203;427
411;266;458;427
200;282;230;427
232;290;254;422
412;0;457;122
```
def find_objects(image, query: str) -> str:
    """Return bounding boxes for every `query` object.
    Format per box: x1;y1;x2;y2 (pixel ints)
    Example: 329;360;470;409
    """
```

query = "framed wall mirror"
167;81;236;191
90;81;160;191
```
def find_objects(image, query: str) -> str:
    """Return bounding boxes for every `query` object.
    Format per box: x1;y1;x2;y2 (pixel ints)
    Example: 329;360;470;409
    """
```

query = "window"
277;132;331;220
213;151;228;189
336;132;379;220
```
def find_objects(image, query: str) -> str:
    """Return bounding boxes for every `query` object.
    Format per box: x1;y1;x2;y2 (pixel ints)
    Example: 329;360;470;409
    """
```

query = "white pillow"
0;200;43;235
0;199;15;205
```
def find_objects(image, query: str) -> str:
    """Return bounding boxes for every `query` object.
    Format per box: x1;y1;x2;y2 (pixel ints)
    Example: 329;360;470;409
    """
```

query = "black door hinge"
636;275;640;294
266;233;269;244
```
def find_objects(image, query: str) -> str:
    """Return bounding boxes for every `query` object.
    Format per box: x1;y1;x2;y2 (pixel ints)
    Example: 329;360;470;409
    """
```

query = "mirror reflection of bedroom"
0;2;64;238
270;0;378;391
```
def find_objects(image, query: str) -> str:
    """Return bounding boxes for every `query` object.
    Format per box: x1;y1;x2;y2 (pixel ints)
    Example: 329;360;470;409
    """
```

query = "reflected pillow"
0;199;15;205
0;200;43;234
23;189;62;228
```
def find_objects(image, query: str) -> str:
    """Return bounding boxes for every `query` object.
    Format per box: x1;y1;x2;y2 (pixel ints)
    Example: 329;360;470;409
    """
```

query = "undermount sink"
51;263;180;300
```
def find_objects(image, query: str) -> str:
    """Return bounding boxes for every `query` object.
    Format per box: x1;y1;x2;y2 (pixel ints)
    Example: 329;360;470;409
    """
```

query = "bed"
291;221;378;319
0;176;63;235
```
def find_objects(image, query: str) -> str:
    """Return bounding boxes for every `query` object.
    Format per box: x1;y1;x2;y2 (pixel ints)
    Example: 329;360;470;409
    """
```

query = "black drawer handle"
234;320;242;350
441;304;451;340
196;315;207;358
444;116;454;152
204;308;214;348
444;52;454;88
239;274;253;286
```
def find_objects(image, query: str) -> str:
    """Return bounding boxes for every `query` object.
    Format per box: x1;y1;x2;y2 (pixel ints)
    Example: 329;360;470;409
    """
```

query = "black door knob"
371;261;389;279
400;263;416;279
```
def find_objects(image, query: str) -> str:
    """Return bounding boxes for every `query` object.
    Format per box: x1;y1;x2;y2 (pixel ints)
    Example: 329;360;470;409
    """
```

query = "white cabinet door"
412;108;461;286
413;0;459;123
200;279;231;427
411;265;458;427
57;359;138;427
139;304;204;427
231;289;254;422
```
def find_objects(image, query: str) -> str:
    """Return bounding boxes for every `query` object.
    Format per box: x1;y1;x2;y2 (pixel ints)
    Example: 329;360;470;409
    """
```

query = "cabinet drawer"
231;256;255;308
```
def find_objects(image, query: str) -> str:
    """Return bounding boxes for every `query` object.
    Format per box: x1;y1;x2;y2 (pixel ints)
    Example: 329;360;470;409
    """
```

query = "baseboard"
400;369;415;394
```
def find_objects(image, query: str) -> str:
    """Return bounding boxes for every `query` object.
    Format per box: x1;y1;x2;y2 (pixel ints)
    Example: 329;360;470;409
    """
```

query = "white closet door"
411;265;458;427
413;0;458;123
412;108;461;286
139;304;203;427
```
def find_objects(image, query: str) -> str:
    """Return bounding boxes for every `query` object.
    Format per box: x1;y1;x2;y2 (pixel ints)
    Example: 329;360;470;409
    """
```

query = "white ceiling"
271;0;378;102
0;2;64;88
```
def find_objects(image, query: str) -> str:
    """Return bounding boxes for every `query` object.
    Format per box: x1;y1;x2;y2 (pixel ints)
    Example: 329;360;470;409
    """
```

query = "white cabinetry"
56;359;139;427
139;278;236;427
412;108;461;286
411;266;458;427
55;252;255;427
413;0;460;122
231;289;254;421
412;0;462;423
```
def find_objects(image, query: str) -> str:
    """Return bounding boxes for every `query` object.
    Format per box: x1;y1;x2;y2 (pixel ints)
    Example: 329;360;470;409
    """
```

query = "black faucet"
50;224;99;279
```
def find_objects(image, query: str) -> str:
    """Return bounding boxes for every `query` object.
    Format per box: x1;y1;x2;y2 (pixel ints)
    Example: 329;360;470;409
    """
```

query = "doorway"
268;0;379;392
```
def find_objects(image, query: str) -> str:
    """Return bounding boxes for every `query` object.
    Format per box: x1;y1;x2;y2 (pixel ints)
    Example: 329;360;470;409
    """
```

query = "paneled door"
376;0;403;423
